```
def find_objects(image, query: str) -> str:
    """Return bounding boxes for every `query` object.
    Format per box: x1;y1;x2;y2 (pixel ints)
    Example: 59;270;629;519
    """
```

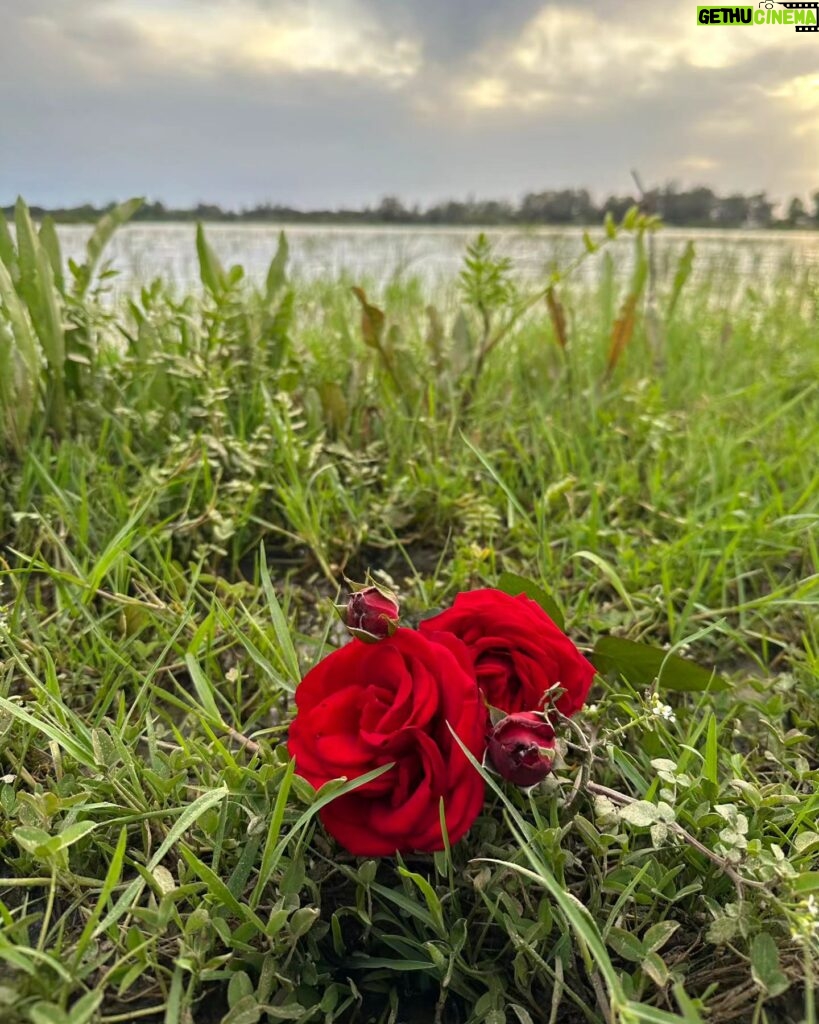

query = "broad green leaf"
591;637;728;692
39;216;64;293
792;872;819;893
35;244;65;369
28;1003;70;1024
14;197;40;311
0;258;39;381
0;208;16;274
496;571;564;631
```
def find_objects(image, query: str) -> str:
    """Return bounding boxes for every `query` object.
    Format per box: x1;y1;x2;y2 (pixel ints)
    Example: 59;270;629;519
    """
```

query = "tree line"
5;185;819;228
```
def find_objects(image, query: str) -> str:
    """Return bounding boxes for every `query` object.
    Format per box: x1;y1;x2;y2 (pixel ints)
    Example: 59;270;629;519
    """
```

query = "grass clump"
0;201;817;1023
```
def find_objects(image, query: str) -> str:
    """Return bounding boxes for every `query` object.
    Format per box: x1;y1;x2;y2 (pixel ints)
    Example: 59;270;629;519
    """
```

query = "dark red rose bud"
488;712;556;787
343;586;399;640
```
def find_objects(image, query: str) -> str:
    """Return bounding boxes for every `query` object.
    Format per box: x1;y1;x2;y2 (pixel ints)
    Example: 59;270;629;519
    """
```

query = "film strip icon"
777;1;819;30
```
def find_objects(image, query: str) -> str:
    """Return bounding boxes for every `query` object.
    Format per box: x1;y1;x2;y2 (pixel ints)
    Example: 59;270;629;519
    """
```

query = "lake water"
53;223;819;294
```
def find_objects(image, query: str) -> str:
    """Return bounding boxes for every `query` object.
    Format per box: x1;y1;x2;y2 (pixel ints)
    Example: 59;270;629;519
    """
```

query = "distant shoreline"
4;184;817;231
6;215;818;233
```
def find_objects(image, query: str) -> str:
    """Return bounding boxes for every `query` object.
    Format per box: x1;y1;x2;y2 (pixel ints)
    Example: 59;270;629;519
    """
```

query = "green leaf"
94;786;229;938
591;637;728;692
39;216;64;294
0;258;39;382
184;653;223;725
351;286;386;351
607;926;645;963
52;820;96;851
641;951;669;988
667;240;695;320
77;197;143;296
259;546;301;691
0;207;16;274
73;826;128;965
703;712;719;799
496;572;565;631
179;846;267;935
13;826;52;857
265;230;288;301
398;866;446;937
221;995;262;1024
68;990;103;1024
750;932;790;996
792;872;819;894
619;801;664;827
644;920;680;954
29;1003;70;1024
14;197;40;311
196;222;229;296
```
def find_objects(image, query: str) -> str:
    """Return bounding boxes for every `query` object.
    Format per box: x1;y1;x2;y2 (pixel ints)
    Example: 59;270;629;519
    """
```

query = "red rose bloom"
419;588;595;717
344;586;399;639
488;712;556;787
287;628;486;855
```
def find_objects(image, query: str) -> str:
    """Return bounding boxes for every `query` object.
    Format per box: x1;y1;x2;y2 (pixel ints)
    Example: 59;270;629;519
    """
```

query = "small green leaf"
750;932;790;996
607;926;645;963
221;995;261;1024
619;801;664;827
642;951;669;987
13;826;52;857
644;920;679;954
29;1003;70;1024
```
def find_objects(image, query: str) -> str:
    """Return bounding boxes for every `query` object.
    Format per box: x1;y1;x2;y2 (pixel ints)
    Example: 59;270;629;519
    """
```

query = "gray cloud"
1;0;816;207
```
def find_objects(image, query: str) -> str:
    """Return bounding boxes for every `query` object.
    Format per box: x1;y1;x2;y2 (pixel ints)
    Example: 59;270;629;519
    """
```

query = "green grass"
0;202;817;1023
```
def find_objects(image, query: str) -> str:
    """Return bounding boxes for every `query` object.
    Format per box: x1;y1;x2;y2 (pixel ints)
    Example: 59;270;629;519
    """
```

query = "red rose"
343;586;399;640
419;588;595;717
488;712;556;787
287;628;486;855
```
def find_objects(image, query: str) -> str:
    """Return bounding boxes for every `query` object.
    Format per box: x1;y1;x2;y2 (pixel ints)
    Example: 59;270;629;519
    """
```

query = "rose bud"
488;712;556;787
341;585;400;641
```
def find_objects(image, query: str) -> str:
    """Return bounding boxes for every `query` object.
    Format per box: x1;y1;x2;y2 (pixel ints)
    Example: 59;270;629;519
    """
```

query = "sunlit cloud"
116;0;421;81
42;0;423;84
454;1;801;112
1;0;818;205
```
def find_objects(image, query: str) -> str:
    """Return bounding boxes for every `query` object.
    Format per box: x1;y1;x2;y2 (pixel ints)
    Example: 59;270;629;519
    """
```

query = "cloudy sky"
1;0;817;208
